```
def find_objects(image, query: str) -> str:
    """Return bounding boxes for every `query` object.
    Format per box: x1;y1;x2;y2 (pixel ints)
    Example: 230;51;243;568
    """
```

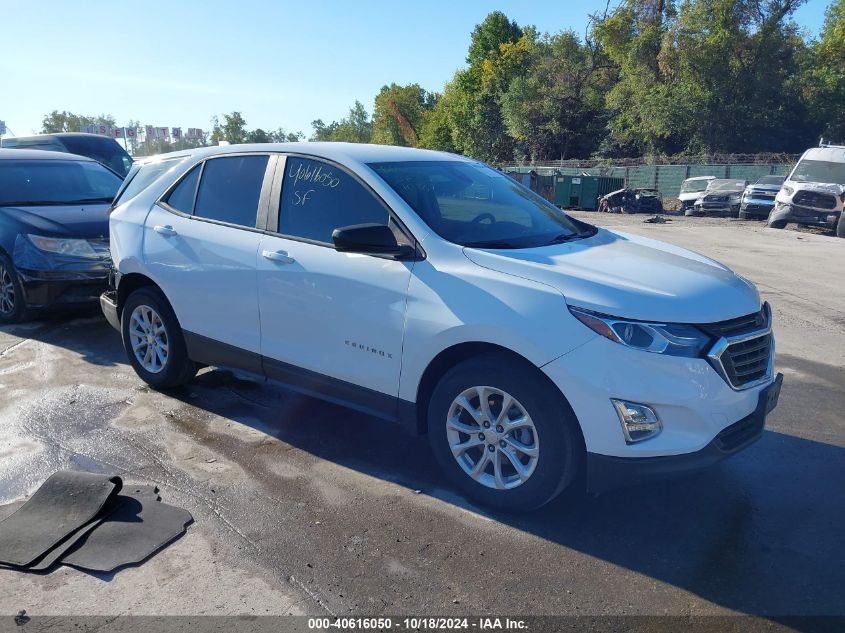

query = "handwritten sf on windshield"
290;162;340;207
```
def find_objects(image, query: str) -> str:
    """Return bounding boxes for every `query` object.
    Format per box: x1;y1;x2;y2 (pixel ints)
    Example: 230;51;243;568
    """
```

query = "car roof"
801;147;845;163
683;175;716;181
147;142;471;165
0;148;97;162
5;132;114;141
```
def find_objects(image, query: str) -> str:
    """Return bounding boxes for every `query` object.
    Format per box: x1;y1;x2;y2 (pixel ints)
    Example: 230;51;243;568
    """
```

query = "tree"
310;101;372;143
806;0;845;142
41;111;115;134
500;30;610;160
371;84;434;146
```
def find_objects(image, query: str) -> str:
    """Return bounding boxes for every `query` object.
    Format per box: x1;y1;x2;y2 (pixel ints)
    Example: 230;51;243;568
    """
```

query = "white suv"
102;143;782;510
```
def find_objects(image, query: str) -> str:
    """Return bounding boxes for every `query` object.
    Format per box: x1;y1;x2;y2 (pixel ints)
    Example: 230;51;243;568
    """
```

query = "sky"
0;0;832;139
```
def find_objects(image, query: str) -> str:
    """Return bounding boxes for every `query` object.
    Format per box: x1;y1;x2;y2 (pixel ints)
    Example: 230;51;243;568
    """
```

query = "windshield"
369;160;593;248
680;179;712;194
789;159;845;185
707;180;746;191
755;175;784;186
0;159;121;206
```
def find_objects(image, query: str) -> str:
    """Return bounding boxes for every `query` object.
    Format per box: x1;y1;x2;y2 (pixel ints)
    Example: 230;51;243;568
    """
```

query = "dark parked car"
598;188;663;214
0;149;121;323
739;175;785;220
688;179;749;217
0;133;133;178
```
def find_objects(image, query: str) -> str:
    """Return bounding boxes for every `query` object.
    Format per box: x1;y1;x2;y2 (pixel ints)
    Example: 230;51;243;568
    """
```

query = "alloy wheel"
0;265;16;316
129;304;169;374
446;386;539;490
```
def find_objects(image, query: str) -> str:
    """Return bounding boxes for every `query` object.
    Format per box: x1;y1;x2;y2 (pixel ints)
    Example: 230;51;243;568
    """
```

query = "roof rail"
819;138;845;148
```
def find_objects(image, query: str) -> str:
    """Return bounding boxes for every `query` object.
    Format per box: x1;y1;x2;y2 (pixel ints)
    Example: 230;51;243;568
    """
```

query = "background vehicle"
105;143;779;511
678;176;715;213
0;149;120;323
598;187;663;214
739;175;784;220
1;133;133;178
688;179;748;217
768;145;845;235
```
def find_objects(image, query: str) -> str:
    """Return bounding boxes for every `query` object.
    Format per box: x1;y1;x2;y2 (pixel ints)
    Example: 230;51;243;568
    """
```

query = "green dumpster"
554;175;624;210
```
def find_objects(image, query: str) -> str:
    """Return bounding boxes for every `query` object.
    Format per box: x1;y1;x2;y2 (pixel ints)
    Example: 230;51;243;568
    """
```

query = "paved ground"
0;214;843;618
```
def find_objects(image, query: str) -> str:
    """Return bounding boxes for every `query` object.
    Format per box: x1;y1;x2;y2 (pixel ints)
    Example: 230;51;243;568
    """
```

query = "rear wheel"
0;254;28;324
121;287;196;389
427;354;583;512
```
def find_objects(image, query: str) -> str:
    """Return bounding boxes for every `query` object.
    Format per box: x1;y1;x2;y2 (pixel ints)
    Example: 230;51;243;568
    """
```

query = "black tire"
837;213;845;238
768;219;787;229
427;353;583;512
0;253;29;324
121;286;196;389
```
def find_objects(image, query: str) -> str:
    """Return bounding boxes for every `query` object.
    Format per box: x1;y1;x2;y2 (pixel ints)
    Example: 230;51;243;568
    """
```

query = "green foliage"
41;111;116;134
806;0;845;141
311;101;372;143
371;84;434;147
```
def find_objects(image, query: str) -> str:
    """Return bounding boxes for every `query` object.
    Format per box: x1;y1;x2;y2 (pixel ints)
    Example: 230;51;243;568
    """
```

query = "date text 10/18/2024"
307;617;529;630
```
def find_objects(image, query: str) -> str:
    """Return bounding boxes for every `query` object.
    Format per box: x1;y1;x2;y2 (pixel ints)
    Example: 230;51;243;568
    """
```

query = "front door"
256;155;414;418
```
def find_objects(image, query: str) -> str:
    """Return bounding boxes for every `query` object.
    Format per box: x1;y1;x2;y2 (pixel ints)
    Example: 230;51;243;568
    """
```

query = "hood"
462;228;760;324
745;184;781;194
0;204;110;238
785;181;845;196
678;192;705;202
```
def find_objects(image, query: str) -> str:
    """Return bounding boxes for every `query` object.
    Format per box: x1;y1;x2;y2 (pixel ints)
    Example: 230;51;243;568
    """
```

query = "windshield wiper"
463;240;522;249
62;197;115;204
547;227;597;245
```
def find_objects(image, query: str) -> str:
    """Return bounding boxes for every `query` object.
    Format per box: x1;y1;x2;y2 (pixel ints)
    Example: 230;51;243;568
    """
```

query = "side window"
194;155;269;227
279;157;389;244
165;165;201;214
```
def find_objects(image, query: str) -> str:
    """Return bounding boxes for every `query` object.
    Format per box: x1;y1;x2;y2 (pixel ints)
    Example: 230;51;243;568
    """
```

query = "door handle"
262;249;295;264
154;225;177;236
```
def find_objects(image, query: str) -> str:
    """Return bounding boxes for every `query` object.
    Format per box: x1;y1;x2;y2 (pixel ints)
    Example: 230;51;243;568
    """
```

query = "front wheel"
121;287;196;389
837;213;845;238
427;354;583;511
768;219;787;229
0;254;28;324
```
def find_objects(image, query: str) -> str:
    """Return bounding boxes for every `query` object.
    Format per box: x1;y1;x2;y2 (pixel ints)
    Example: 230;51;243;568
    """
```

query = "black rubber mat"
61;487;192;572
0;471;122;567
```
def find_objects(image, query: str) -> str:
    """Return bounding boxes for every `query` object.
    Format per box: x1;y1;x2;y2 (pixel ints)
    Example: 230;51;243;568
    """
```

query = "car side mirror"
332;223;413;258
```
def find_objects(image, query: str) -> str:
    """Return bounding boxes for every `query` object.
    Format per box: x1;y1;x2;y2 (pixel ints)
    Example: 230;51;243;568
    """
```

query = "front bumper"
19;270;109;309
586;373;782;493
541;334;780;491
688;203;739;217
739;201;774;219
769;202;839;228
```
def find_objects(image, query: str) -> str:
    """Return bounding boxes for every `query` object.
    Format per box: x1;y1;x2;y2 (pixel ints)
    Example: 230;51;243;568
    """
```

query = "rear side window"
164;166;201;214
194;155;269;227
114;157;186;206
279;157;388;243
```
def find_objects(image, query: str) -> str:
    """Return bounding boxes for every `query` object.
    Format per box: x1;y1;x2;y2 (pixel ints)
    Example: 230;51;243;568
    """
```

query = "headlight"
27;235;97;257
729;193;741;202
781;185;794;196
568;306;711;357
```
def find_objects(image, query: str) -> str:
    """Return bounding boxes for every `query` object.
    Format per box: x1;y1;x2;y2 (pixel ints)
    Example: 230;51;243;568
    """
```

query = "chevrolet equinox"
102;143;782;510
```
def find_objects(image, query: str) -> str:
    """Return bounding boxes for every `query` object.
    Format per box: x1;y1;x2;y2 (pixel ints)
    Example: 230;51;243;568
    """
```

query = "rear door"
143;154;276;363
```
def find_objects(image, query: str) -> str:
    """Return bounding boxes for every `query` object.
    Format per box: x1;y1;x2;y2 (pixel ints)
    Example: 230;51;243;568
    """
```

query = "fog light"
610;399;662;444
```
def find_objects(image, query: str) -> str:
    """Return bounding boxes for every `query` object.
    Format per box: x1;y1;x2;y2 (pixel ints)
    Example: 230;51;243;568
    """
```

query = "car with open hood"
103;143;782;511
0;149;121;323
768;146;845;236
688;179;749;217
739;175;785;220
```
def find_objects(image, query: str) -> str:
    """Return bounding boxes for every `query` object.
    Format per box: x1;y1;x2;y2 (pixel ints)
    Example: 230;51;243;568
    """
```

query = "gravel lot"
0;213;843;619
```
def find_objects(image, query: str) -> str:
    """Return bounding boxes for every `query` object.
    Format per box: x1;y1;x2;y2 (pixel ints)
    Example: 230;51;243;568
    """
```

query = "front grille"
721;333;772;386
705;194;728;202
701;306;773;389
715;411;765;451
792;190;837;209
88;238;111;256
747;190;776;201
